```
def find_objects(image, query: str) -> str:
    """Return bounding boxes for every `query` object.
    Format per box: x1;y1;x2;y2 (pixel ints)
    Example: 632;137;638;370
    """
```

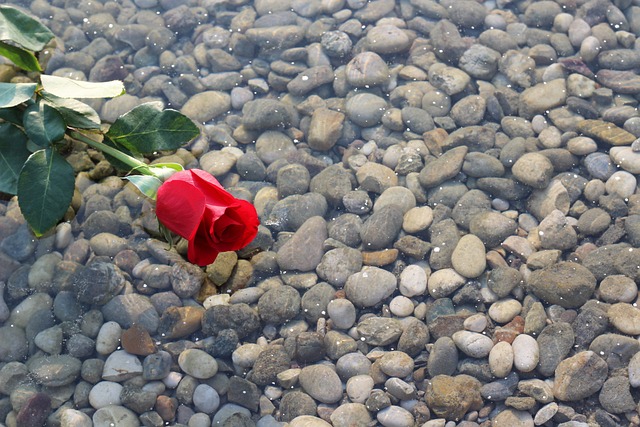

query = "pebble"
488;299;522;324
489;341;514;378
93;405;139;427
537;322;574;377
89;381;123;408
6;0;640;424
343;375;373;405
178;349;218;379
344;267;396;308
527;262;596;308
451;234;486;278
425;375;483;421
376;405;414;427
553;351;608;401
452;331;494;358
511;334;539;373
607;302;640;335
102;350;143;381
298;365;343;404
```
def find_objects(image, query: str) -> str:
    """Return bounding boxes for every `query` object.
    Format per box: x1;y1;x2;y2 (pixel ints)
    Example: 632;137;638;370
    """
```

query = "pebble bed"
4;0;640;426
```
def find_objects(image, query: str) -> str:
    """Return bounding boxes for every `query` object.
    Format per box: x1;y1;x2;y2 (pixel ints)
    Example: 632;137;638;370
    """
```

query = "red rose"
155;169;259;266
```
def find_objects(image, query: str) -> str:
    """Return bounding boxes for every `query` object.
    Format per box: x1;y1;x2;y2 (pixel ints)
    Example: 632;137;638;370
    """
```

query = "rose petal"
187;209;220;266
156;180;205;240
190;169;236;207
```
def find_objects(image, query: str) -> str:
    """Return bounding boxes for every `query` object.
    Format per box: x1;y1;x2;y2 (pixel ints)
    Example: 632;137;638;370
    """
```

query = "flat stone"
576;119;636;146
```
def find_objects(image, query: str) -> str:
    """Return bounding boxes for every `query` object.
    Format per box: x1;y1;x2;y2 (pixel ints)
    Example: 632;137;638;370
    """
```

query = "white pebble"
88;381;123;409
95;321;122;356
399;264;428;297
512;334;539;372
389;296;414;317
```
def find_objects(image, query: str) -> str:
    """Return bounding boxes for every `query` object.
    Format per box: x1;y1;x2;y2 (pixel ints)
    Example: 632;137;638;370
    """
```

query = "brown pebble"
493;315;524;344
121;323;157;356
423;128;448;156
16;392;51;427
362;249;398;266
157;306;204;339
576;119;636;146
155;395;178;421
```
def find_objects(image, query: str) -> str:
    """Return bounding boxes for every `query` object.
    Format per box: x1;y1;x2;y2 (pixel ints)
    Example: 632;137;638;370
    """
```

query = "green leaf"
0;41;41;71
106;103;199;153
125;175;162;199
23;101;66;147
0;5;55;51
41;91;101;129
102;135;142;171
40;75;125;99
17;148;74;236
0;122;29;194
0;106;24;125
0;82;36;108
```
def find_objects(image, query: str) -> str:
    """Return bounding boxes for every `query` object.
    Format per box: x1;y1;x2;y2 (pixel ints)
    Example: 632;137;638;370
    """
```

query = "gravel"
3;0;640;425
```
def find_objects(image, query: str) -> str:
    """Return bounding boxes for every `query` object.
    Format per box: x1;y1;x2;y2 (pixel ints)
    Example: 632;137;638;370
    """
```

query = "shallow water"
3;0;640;426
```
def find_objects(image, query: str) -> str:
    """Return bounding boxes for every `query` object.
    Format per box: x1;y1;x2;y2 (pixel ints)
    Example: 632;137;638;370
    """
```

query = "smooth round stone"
511;334;539;373
346;375;374;403
605;171;637;199
28;253;61;291
402;206;434;234
464;314;488;332
345;93;388;127
608;303;640;335
488;299;522;324
344;267;397;308
232;343;264;368
298;365;343;404
102;350;143;381
330;403;373;427
9;293;53;329
327;299;357;330
180;91;230;123
598;275;638;303
567;136;598;155
489;341;514;378
398;264;428;297
95;321;122;356
428;268;466;298
611;146;640;174
289;415;331;427
93;405;139;427
89;381;123;408
255;131;296;165
34;325;63;355
366;24;411;54
193;384;220;414
511;152;554;189
0;326;28;362
377;351;414;378
373;186;416;214
178;349;218;379
451;234;486;278
452;330;494;358
376;405;414;427
628;351;640;387
60;408;92;427
492;409;534;427
389;296;414;317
